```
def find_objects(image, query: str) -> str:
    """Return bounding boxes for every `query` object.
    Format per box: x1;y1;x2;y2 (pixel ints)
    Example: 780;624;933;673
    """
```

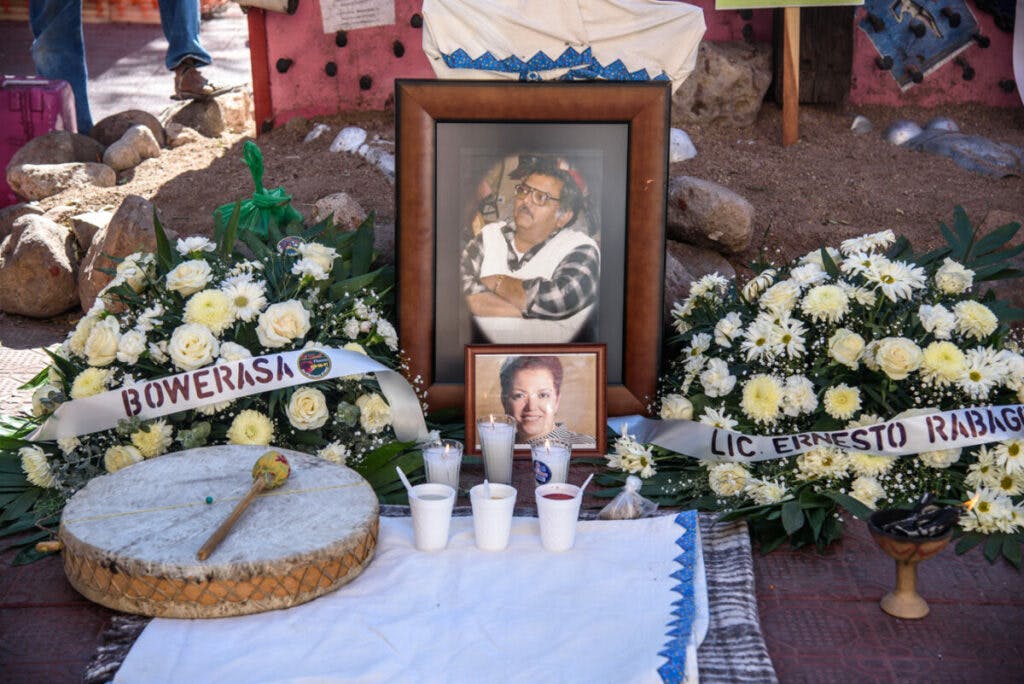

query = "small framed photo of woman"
465;344;606;457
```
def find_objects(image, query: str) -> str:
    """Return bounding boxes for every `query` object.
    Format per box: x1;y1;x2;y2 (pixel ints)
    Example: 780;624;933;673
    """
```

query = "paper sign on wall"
321;0;395;33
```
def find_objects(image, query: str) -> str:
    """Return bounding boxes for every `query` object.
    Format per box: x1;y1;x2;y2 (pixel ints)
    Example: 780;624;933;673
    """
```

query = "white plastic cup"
469;483;517;551
535;482;582;552
408;483;456;551
423;439;464;490
530;440;571;485
477;415;516;485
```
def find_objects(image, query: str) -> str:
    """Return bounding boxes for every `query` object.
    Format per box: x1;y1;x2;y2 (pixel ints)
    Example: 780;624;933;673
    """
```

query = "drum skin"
59;446;379;618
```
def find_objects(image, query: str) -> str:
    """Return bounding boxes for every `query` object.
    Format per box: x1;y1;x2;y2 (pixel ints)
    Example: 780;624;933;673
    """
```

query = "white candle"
477;415;516;485
530;440;571;485
423;440;463;490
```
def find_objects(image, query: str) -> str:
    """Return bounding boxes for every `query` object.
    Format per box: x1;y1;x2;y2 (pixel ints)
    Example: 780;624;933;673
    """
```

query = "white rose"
934;258;974;294
167;323;219;371
84;317;121;367
115;253;151;292
116;329;147;364
286;387;329;430
165;259;212;296
828;329;865;369
218;341;253;362
68;314;98;356
874;337;923;380
356;393;392;434
296;242;338;273
256;300;311;348
660;394;694;420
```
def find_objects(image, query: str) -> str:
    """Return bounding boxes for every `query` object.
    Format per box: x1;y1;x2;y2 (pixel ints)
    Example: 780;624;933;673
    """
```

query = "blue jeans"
29;0;212;134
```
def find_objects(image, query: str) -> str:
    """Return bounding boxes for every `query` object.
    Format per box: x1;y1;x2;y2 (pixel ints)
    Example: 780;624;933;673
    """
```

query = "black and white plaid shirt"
460;221;600;320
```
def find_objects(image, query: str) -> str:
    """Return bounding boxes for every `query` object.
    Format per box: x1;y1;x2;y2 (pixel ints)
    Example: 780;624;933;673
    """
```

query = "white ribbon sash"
610;404;1024;462
30;349;428;443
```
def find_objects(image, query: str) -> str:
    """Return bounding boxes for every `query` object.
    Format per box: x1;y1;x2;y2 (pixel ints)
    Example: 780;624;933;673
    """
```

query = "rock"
330;127;367;153
0;202;44;243
304;123;331;143
6;130;104;169
70;210;114;251
78;195;170;312
374;219;395;265
851;115;873;135
925;117;959;133
357;143;395;181
103;125;161;171
664;240;736;321
90;110;165;148
284;116;309;135
0;214;80;317
885;120;923;146
905;131;1024;178
311;192;366;231
672;41;772;128
670;128;697;162
6;162;116;201
216;90;253;134
666;176;754;254
166;99;224;138
164;123;202;148
979;209;1023;233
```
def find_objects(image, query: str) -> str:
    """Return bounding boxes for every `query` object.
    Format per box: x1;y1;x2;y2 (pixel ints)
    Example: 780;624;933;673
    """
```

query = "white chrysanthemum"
218;341;253;363
227;409;275;445
57;436;80;455
960;489;1015;534
823;384;861;420
782;375;818;417
256;300;311;348
917;303;956;340
993;469;1024;497
356;393;392;434
796;446;849;480
865;259;927;302
84;317;121;367
376;319;399;351
184;289;235;335
848;452;896;478
789;262;829;287
176;236;216;255
801;284;850;323
746;478;789;505
19;445;57;488
759;280;801;315
700;358;737;398
660;394;694;420
799;246;842;268
966;446;1002;489
685;333;712;359
993;439;1024;475
919;341;966;386
849;286;877;307
741;268;776;303
291;258;330;281
130;420;174;458
317;441;351;465
958;346;1005;399
708;463;749;497
148;340;169;364
850;476;885;509
740;374;784;424
828;329;865;369
221;279;267;322
609;436;657;478
740;316;780;362
195;399;232;415
713;311;744;348
874;337;923;380
168;323;219;371
917;448;961;469
934;257;974;295
296;242;338;273
104;444;144;473
689;272;729;299
999;350;1024;391
840;251;886;277
116;329;147;364
671;298;694;334
775;316;807;357
134;302;164;333
953;301;998;340
165;259;212;296
70;367;112;399
286;387;329;430
840;230;895;255
342;317;362;340
699;406;739;430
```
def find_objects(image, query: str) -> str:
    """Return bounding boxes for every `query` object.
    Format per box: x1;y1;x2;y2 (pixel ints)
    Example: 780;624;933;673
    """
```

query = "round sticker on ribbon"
297;350;331;379
277;235;305;256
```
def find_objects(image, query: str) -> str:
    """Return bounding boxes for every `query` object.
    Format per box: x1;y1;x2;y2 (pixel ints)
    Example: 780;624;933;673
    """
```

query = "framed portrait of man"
396;80;668;416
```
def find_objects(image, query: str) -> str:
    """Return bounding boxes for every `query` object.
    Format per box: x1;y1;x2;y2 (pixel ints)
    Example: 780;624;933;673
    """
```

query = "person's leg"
158;0;212;70
29;0;91;133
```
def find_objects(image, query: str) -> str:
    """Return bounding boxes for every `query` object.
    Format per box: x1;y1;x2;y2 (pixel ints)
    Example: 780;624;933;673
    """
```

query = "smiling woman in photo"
498;355;595;447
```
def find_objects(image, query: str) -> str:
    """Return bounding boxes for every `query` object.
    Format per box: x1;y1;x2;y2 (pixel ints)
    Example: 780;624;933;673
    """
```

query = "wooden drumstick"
197;451;290;561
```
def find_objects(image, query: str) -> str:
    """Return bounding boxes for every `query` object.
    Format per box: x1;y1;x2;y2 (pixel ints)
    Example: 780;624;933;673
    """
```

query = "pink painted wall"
849;3;1019;107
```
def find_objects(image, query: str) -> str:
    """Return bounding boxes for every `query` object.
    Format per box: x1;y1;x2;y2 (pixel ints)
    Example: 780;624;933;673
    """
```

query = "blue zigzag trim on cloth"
440;46;670;83
657;510;698;684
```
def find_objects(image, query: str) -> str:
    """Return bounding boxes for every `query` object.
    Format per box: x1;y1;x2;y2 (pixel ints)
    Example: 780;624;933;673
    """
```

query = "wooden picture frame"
464;344;606;458
396;80;668;416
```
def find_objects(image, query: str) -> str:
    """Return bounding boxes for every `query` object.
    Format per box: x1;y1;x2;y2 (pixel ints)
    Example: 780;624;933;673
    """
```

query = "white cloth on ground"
115;513;707;683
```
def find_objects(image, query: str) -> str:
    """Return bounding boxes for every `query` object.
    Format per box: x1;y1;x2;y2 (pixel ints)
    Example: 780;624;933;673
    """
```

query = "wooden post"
247;8;273;134
781;6;800;146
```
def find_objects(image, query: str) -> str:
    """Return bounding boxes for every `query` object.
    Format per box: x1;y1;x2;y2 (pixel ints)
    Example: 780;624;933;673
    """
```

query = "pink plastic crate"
1;74;77;207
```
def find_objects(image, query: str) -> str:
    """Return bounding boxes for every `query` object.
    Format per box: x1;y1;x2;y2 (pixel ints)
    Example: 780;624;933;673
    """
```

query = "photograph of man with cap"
460;156;600;343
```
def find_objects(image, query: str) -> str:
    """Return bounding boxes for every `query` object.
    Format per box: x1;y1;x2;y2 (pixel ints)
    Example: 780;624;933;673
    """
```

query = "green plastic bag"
213;140;304;239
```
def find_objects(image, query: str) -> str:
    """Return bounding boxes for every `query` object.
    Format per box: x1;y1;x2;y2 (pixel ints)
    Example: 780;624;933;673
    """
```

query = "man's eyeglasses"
513;183;561;207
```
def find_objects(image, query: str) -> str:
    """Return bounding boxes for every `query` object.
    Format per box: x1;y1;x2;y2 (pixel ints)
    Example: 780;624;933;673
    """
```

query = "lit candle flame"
489;414;494;427
443;443;450;456
544;439;550;453
963;492;981;512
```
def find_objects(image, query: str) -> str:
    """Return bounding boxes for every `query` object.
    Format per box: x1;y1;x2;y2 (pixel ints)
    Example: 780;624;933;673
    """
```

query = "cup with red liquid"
535;482;583;551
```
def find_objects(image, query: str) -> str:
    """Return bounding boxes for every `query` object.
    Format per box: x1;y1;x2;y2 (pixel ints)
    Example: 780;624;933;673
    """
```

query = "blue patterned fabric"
657;510;698;684
440;45;671;83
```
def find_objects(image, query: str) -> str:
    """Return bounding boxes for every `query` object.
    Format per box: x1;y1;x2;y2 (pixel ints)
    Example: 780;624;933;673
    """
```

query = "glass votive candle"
530;439;571;485
422;439;464;490
476;414;516;485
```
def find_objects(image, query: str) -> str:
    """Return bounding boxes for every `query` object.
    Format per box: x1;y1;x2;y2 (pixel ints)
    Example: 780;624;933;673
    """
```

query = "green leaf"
972;221;1020;256
983;535;1002;563
0;488;39;523
1001;537;1022;569
13;539;50;565
153;208;175;272
955;533;985;555
351;213;376;276
807;506;826;539
781;501;804;535
821;491;872;520
820;247;841;279
952;205;975;257
220;200;242;259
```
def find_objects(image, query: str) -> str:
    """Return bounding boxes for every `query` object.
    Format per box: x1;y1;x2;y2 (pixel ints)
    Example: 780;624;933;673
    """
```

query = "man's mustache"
516;204;533;219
